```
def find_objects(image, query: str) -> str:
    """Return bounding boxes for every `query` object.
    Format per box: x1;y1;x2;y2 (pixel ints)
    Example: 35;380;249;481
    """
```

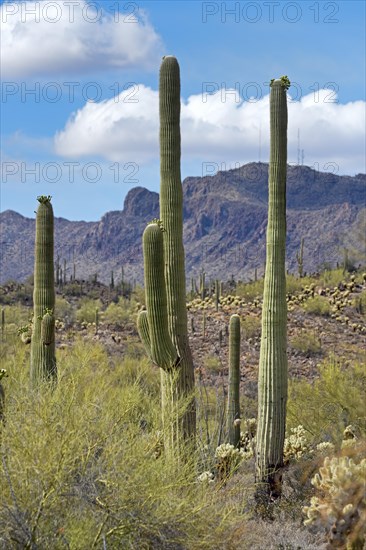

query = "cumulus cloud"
55;86;366;175
0;0;163;78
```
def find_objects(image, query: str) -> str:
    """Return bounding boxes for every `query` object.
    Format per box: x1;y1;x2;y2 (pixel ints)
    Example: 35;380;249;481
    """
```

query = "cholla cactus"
215;443;244;480
283;425;312;463
197;471;215;484
303;456;366;549
240;418;257;459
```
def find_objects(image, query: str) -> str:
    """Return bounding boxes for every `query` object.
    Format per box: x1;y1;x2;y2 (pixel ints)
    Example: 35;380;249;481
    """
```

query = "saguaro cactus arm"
141;223;177;371
41;309;55;346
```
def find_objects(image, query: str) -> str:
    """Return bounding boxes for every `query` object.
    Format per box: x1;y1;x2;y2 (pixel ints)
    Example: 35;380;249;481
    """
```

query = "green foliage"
203;355;222;373
241;315;261;339
55;296;75;323
0;338;250;549
1;304;31;327
289;330;322;355
287;357;366;445
236;279;264;301
353;290;366;315
103;298;134;325
286;274;314;295
302;295;331;316
318;268;348;288
76;298;103;324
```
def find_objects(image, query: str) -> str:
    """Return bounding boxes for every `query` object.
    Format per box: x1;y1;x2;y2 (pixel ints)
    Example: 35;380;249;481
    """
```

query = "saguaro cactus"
30;195;56;383
227;314;241;447
296;237;304;278
137;56;196;452
255;77;289;502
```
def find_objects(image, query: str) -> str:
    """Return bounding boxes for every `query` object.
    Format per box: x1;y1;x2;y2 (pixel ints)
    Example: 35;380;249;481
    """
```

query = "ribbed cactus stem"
30;195;56;383
200;271;206;300
137;310;152;361
1;308;4;338
41;310;55;345
191;277;195;300
256;77;289;500
227;314;241;447
159;56;196;444
138;57;196;453
215;279;220;311
296;237;304;278
95;307;99;333
138;223;177;371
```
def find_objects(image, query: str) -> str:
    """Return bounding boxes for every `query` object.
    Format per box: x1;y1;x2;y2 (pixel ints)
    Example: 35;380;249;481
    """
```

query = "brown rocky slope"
0;163;365;284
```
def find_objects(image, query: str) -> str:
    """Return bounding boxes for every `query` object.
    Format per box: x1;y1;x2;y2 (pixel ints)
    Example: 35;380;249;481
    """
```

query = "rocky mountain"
1;163;365;285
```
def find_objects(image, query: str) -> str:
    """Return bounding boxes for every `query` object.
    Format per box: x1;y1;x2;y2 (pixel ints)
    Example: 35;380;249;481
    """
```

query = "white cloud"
54;86;366;176
0;0;163;78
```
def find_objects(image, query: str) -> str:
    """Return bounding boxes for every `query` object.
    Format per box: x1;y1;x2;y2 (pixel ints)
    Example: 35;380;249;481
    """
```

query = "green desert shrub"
236;279;264;302
302;295;331;316
318;267;347;288
286;274;314;295
290;330;322;355
287;357;366;446
55;296;75;323
103;297;133;325
1;303;31;327
0;338;253;550
353;290;366;315
203;355;223;373
241;315;261;339
76;298;102;324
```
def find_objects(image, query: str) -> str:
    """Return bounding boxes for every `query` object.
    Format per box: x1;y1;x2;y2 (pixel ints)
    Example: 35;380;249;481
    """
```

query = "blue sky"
1;0;365;220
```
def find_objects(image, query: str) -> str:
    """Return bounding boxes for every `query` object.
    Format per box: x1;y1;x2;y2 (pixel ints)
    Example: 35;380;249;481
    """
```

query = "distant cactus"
200;271;206;300
256;77;289;502
30;196;56;383
296;237;304;278
0;368;7;421
303;456;366;549
215;279;220;311
1;308;4;339
227;314;241;448
95;307;99;334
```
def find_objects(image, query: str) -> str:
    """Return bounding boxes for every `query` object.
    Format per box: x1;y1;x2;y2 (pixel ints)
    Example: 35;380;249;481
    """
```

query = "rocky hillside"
1;163;365;284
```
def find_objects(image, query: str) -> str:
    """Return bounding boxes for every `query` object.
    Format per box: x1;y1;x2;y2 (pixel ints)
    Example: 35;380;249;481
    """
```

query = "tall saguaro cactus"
30;196;56;384
227;314;241;447
255;77;289;502
138;56;196;453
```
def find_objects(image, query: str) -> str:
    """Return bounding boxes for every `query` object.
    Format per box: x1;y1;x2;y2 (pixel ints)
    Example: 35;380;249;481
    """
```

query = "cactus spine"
227;314;241;447
137;56;196;452
255;77;289;501
30;195;56;383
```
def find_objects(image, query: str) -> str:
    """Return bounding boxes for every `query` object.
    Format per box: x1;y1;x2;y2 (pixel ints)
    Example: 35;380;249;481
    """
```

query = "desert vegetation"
1;57;365;549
